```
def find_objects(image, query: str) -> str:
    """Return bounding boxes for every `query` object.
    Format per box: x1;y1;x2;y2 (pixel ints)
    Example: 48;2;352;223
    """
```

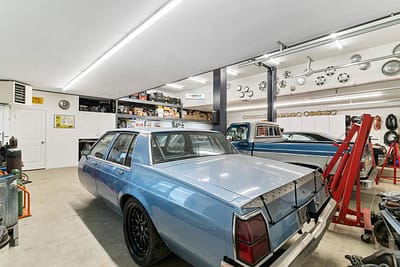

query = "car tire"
123;198;170;266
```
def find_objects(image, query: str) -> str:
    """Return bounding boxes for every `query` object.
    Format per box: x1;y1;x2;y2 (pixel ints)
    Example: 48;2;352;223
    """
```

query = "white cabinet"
77;112;115;138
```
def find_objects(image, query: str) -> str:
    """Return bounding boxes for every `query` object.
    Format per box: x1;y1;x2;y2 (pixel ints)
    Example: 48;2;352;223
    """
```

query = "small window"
227;126;248;141
256;125;268;137
274;127;280;136
107;133;136;165
90;133;117;159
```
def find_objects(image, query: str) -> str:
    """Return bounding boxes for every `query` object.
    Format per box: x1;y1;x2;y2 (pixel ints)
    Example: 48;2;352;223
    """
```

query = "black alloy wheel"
123;198;169;266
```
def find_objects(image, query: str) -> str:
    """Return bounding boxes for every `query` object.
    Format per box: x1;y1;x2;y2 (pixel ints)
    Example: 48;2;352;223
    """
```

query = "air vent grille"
14;83;26;104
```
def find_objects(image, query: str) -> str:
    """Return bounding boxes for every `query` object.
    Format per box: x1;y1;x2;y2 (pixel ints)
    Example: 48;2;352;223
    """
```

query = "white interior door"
15;108;46;170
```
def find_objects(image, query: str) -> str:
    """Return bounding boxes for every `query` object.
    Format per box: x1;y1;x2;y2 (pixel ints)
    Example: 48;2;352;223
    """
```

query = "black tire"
373;219;389;248
385;114;398;130
123;198;170;266
383;130;399;146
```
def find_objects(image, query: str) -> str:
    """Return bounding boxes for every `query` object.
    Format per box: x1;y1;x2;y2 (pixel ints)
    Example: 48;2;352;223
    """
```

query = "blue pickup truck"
227;121;374;179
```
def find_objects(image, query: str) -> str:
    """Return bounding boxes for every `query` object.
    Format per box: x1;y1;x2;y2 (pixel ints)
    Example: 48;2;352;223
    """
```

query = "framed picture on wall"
54;114;75;128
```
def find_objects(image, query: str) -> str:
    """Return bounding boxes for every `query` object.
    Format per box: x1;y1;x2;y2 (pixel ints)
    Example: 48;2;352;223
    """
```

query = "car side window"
106;133;136;166
124;135;137;167
291;134;312;141
90;133;117;159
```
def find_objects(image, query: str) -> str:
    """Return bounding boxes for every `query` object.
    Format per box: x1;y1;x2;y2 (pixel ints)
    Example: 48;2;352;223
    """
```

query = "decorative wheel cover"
337;72;350;83
325;66;335;76
314;75;326;86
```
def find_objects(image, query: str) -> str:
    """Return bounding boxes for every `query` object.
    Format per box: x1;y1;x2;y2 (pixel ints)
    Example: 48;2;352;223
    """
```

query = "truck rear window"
256;125;280;137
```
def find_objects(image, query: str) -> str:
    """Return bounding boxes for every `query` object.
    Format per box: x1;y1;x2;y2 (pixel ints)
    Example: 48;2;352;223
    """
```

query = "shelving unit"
116;97;182;128
79;96;115;113
183;108;212;123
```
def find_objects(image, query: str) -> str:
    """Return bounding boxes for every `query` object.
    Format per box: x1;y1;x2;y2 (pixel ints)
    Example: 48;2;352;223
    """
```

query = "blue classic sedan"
78;128;336;267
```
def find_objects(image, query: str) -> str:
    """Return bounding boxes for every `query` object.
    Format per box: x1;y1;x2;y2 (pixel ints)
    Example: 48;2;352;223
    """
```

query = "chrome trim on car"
87;155;131;170
232;210;273;267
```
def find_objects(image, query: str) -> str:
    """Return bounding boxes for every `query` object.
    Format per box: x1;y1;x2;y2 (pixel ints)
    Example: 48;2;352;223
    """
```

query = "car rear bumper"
221;198;336;267
269;198;336;267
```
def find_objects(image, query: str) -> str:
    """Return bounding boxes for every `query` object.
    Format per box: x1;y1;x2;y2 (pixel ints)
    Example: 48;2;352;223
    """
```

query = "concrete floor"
0;167;397;266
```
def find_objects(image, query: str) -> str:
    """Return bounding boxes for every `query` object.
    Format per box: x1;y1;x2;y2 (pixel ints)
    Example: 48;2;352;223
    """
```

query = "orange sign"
32;97;44;104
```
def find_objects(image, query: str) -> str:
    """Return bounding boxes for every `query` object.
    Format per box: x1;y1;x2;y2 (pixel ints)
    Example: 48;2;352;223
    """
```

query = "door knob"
41;141;45;144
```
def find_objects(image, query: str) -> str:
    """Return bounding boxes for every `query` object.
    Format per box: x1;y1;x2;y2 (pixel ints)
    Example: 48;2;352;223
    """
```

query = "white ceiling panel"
0;0;399;99
0;0;168;90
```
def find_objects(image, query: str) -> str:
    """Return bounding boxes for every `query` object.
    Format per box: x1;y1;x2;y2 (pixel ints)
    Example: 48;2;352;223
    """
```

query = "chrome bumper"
270;198;336;267
221;198;336;267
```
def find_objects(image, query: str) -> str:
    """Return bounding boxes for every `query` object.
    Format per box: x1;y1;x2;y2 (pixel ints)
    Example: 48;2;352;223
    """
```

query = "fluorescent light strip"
63;0;183;91
227;69;238;76
227;105;266;112
267;58;280;65
335;40;343;49
188;77;207;84
277;92;382;107
166;83;183;89
329;32;343;49
257;54;280;65
329;100;387;107
227;92;383;112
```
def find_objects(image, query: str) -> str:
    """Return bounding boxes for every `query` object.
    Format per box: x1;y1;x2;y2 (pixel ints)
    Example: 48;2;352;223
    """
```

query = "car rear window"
151;131;237;164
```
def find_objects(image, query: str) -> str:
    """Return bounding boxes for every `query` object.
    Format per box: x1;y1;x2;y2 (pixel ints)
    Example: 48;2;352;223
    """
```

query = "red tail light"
235;213;270;265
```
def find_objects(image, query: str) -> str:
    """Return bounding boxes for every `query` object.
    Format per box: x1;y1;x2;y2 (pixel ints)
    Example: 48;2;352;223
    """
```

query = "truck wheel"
123;198;170;266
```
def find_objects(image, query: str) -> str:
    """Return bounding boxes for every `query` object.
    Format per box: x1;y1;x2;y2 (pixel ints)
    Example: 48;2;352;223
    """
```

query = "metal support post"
212;68;227;135
267;66;277;122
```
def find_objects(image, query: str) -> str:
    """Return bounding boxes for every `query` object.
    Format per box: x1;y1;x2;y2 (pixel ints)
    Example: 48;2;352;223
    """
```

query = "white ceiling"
0;0;399;99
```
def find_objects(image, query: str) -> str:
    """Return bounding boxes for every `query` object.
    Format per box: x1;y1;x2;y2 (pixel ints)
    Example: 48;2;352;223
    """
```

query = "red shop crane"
323;114;374;237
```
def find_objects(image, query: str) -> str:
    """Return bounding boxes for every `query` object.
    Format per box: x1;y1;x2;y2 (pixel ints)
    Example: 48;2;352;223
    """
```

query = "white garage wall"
24;91;80;169
8;90;116;169
0;105;11;143
230;103;400;146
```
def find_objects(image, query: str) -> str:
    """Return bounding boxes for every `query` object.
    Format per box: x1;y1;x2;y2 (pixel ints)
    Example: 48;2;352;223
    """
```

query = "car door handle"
117;170;124;176
93;162;99;166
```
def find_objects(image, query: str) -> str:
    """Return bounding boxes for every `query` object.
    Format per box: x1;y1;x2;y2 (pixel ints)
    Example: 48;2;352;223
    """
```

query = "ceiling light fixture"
258;54;280;65
267;58;280;65
227;69;238;76
329;33;343;49
228;92;383;112
328;100;387;107
277;92;382;107
62;0;183;91
334;40;343;50
166;83;183;89
227;105;267;112
188;77;207;84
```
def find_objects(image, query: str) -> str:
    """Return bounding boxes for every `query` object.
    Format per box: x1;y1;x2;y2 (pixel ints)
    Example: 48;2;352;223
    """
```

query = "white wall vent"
0;81;32;106
14;83;27;104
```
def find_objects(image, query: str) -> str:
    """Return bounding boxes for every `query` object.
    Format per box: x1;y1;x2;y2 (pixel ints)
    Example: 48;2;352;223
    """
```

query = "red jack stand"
375;141;400;185
323;114;374;236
